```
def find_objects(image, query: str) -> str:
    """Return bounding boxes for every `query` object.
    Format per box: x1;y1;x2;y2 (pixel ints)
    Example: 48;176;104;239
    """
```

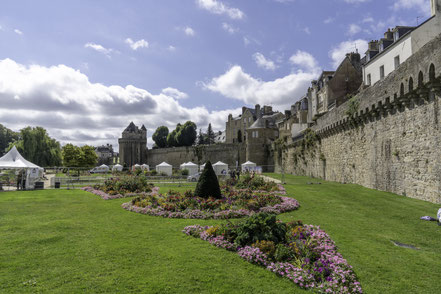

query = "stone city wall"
276;33;441;203
147;143;246;169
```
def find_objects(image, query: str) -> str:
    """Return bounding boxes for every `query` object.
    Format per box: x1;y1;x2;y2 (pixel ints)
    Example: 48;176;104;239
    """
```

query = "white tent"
141;164;150;171
241;161;257;172
0;146;40;169
199;163;206;172
213;161;228;176
112;164;123;172
0;146;42;189
156;162;173;176
181;162;198;176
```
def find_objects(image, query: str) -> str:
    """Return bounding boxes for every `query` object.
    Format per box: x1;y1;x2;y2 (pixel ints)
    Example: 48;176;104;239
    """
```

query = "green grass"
1;175;440;293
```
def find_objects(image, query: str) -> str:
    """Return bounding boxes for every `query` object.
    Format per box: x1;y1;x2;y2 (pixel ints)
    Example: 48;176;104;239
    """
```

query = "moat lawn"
1;175;440;293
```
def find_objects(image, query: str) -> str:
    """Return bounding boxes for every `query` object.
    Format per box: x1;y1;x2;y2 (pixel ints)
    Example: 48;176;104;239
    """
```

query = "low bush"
93;176;154;195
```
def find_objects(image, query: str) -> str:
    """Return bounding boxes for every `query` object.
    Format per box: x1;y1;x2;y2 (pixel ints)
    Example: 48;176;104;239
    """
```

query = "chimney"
255;104;261;119
368;40;379;51
285;110;291;119
431;0;438;16
263;105;273;115
384;28;393;40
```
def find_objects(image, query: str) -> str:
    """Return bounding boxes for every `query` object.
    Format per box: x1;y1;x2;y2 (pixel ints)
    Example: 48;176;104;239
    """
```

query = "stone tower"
118;122;147;167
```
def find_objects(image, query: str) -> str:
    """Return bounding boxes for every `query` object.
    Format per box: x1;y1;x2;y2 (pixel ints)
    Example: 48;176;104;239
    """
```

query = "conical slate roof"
124;122;137;132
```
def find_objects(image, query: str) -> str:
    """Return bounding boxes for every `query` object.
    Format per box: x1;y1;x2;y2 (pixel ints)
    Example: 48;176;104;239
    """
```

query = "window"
252;131;259;138
394;56;400;70
379;43;384;52
393;31;399;41
248;117;252;122
367;74;371;86
380;65;385;79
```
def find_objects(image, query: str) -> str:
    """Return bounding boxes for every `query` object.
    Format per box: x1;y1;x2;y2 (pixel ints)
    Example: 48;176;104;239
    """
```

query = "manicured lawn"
1;175;440;293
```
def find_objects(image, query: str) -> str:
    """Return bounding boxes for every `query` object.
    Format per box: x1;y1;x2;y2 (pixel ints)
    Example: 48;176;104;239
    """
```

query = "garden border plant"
183;213;363;293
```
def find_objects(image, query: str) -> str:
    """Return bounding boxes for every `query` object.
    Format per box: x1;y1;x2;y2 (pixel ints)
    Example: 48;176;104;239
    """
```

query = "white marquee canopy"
0;146;40;169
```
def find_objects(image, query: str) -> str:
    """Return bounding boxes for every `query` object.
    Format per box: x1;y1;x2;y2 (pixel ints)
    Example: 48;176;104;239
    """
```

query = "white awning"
0;146;40;169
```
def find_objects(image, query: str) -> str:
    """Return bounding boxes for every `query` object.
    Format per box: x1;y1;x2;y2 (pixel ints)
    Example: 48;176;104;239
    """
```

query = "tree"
62;144;81;167
9;126;62;167
79;145;98;167
62;144;98;168
197;129;205;145
194;161;221;199
152;126;169;148
175;121;197;147
167;129;179;147
207;123;215;145
0;124;18;156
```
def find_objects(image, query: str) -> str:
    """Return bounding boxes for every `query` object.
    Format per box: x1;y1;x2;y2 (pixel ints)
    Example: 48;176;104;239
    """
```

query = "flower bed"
121;185;299;219
183;214;362;293
81;186;160;200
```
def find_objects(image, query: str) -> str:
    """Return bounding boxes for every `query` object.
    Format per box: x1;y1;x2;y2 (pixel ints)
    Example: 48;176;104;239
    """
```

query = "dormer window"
379;43;384;52
393;31;399;41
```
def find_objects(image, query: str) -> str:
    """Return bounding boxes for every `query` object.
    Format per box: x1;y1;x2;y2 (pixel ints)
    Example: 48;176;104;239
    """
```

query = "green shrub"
234;213;286;247
274;244;295;262
181;169;189;176
194;161;221;199
252;240;276;259
150;170;157;176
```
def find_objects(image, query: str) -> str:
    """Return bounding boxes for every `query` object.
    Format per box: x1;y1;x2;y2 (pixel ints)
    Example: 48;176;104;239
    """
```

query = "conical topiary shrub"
194;161;222;199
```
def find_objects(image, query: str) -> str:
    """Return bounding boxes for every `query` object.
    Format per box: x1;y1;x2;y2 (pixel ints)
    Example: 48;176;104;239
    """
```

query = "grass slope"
0;175;440;293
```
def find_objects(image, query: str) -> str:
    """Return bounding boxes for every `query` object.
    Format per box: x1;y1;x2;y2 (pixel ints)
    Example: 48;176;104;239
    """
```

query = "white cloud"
324;17;335;24
289;50;320;73
0;58;237;147
343;0;370;3
362;16;374;23
329;39;368;68
125;38;149;50
161;87;189;99
253;53;277;71
392;0;431;16
203;64;318;110
84;43;114;57
183;26;195;36
196;0;245;20
14;29;23;35
347;24;362;36
222;23;238;34
168;45;176;52
243;37;250;46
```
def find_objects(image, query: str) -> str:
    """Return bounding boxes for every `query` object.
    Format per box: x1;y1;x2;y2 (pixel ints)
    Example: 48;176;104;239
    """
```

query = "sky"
0;0;433;148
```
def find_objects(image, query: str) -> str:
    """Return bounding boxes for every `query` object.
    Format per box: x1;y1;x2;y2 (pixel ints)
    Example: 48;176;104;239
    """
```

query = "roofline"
364;15;435;66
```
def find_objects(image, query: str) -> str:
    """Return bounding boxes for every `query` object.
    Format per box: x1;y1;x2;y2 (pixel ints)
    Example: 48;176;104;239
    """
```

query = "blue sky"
0;0;432;147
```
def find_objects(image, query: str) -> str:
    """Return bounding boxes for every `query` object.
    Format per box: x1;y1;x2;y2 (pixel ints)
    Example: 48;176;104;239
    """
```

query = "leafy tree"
152;126;169;148
62;144;97;168
62;144;81;167
175;121;197;147
9;126;62;167
0;124;18;156
79;145;98;167
167;129;179;147
194;161;221;199
197;129;205;145
207;123;215;145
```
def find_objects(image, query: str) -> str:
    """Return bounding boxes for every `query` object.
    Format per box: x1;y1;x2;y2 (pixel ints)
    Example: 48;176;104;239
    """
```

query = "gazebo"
112;164;123;172
0;146;42;190
181;162;198;176
156;162;173;176
241;161;257;172
213;161;228;176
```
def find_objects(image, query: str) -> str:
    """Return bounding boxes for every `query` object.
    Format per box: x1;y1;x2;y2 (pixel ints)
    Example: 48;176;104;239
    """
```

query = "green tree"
197;129;205;145
79;145;98;167
9;126;62;167
62;144;97;168
0;124;18;156
175;121;197;147
194;161;221;199
167;123;182;147
62;144;81;167
207;123;215;145
152;126;169;148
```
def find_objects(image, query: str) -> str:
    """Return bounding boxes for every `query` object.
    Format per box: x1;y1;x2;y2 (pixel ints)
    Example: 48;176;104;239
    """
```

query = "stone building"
363;0;441;86
225;104;275;144
118;122;147;167
95;144;118;165
246;109;284;171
